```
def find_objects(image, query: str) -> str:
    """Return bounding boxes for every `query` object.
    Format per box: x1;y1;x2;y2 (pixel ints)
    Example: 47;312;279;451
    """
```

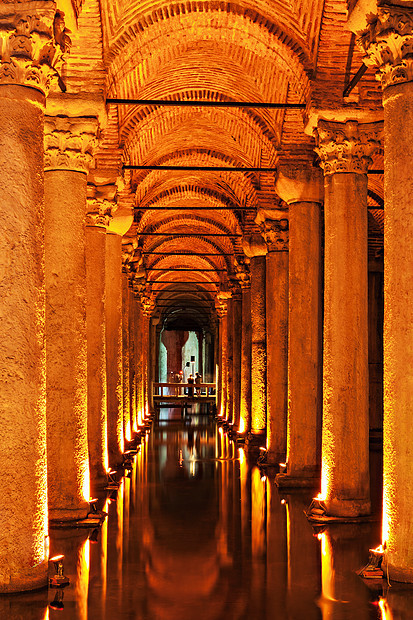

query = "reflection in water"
1;409;405;619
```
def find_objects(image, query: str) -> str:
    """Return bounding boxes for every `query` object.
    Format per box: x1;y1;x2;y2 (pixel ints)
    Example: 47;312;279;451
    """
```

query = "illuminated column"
0;1;58;592
105;232;124;464
149;315;161;412
275;166;323;485
235;262;252;435
44;116;98;520
243;237;267;443
85;201;112;487
314;120;381;517
225;296;234;422
216;293;229;418
122;271;131;441
358;5;413;580
231;288;242;428
129;290;138;433
259;215;289;464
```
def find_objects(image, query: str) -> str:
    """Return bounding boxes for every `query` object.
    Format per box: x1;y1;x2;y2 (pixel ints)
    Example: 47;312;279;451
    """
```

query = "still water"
2;408;413;619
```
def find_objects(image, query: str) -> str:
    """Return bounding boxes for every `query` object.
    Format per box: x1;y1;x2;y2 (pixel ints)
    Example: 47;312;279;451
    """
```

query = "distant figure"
169;371;176;395
194;372;202;396
187;374;195;397
175;370;183;396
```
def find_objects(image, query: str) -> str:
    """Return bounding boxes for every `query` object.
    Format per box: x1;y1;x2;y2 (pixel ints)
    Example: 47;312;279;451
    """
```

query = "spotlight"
49;588;65;610
358;545;385;579
88;528;100;543
105;469;120;490
49;555;70;587
279;462;287;473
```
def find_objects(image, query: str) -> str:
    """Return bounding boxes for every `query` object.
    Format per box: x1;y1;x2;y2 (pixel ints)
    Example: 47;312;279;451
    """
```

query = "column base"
385;562;413;584
0;560;48;594
275;473;320;489
305;496;372;523
49;504;89;524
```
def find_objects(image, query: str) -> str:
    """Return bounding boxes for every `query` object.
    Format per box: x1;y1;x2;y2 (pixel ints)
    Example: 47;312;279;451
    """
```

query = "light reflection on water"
2;408;412;619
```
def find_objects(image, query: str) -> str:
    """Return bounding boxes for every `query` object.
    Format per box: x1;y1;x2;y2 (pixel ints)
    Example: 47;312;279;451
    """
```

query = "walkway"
1;409;402;619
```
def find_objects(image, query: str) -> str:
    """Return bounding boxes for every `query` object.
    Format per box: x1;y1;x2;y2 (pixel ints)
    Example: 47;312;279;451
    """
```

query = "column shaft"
239;285;252;434
266;250;289;463
382;82;413;581
323;172;370;516
225;299;234;422
86;225;108;486
105;233;124;464
232;294;242;428
0;85;48;591
122;273;131;441
45;168;89;520
286;202;322;480
250;256;266;437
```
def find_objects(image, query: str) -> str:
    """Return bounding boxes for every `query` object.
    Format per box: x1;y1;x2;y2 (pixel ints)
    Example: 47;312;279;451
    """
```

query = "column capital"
260;217;289;253
275;165;324;205
0;3;67;96
44;115;99;173
357;4;413;90
86;198;113;228
315;119;383;175
122;238;138;272
242;234;268;258
234;257;251;290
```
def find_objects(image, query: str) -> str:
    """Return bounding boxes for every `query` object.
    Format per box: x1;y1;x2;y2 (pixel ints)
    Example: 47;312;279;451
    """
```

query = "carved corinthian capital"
0;3;67;95
315;120;382;175
358;5;413;89
86;198;113;228
234;258;251;289
260;218;289;252
44;116;98;173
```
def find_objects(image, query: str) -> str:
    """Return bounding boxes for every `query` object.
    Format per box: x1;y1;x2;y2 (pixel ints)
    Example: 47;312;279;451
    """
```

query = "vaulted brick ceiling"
65;0;383;328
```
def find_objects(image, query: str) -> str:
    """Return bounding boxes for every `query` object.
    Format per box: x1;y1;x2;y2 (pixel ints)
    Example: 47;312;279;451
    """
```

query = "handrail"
152;382;216;397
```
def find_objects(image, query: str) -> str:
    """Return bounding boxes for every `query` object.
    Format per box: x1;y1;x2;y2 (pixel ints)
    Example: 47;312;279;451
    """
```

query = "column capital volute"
0;3;69;96
354;3;413;90
275;165;324;205
44;115;99;173
314;119;383;175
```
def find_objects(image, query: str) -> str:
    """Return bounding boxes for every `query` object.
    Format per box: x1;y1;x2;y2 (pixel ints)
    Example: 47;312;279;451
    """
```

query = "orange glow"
125;420;132;442
76;539;90;620
43;610;50;620
238;416;245;434
315;491;325;502
238;447;245;465
82;459;90;503
379;598;393;620
251;467;266;557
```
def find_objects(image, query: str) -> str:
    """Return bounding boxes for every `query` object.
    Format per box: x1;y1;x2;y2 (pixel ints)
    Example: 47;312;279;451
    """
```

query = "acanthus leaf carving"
314;120;383;175
86;198;113;228
44;116;99;173
260;218;289;252
358;4;413;89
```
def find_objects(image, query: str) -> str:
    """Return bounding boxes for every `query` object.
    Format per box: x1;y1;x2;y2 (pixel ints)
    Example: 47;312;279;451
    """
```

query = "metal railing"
153;382;216;398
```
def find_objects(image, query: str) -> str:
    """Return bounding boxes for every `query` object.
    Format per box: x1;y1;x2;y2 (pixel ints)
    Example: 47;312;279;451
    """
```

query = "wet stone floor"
2;407;413;619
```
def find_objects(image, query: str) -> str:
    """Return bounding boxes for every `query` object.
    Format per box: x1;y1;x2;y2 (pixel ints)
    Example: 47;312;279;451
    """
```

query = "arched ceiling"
64;0;384;330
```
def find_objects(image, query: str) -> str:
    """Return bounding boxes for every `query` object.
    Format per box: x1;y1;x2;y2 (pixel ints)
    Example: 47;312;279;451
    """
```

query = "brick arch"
122;105;279;166
141;234;234;258
137;211;239;238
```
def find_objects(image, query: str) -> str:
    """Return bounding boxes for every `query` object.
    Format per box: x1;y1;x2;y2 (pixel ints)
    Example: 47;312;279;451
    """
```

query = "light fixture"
49;555;70;587
105;469;120;490
88;528;100;543
358;545;385;579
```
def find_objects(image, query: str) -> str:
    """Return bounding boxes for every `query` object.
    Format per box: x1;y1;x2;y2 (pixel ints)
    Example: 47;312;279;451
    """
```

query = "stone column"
0;0;59;592
122;271;131;441
231;288;242;429
274;167;323;486
358;5;413;580
225;297;234;422
129;289;138;433
243;237;267;444
85;202;112;488
216;293;230;418
260;215;289;465
312;119;381;518
44;115;98;520
105;232;124;465
235;262;252;435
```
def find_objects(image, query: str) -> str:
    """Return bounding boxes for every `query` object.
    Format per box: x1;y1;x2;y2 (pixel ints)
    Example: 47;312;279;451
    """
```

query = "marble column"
129;290;138;433
44;115;98;520
231;289;242;428
225;297;234;422
217;306;228;418
260;216;289;465
0;0;58;591
243;237;267;443
312;119;381;518
358;4;413;580
105;232;124;465
235;262;252;435
85;202;111;488
274;167;323;486
122;271;131;441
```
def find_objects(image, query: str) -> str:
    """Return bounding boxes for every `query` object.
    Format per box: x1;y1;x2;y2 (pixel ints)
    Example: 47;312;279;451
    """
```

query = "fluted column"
0;1;60;592
259;215;289;465
44;115;98;520
358;5;413;580
85;201;112;488
243;237;267;443
275;166;323;486
312;119;381;518
105;232;124;465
